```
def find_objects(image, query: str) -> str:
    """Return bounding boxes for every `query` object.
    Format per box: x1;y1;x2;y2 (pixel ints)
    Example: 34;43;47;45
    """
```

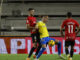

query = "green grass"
0;54;80;60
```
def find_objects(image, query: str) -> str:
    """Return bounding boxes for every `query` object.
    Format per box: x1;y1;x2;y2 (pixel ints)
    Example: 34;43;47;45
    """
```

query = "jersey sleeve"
61;20;65;28
26;17;30;24
37;21;42;27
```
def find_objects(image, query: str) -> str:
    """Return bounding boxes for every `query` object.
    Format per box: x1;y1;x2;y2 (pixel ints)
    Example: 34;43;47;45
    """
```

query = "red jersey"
26;16;36;34
61;18;79;41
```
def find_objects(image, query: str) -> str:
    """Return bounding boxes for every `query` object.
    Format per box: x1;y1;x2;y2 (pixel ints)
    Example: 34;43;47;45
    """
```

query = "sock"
35;45;42;56
36;47;46;59
65;48;69;55
57;41;61;55
70;48;74;57
28;47;36;58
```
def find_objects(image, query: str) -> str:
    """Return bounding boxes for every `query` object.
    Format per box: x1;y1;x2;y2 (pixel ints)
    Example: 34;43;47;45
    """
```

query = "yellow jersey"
37;21;49;38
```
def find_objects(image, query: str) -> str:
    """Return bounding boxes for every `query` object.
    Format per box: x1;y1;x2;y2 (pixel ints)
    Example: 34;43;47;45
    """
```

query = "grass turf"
0;54;80;60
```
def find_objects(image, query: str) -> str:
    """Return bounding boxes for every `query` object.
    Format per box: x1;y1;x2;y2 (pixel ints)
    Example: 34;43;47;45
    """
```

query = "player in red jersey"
60;12;80;60
26;8;41;60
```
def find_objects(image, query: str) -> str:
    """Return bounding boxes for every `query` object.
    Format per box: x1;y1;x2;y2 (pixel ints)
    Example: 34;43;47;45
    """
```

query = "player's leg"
28;43;36;58
35;32;42;56
27;34;37;60
55;39;66;59
49;38;65;59
33;43;41;59
65;40;70;60
49;38;61;55
36;37;48;59
36;44;46;59
35;42;41;56
69;40;75;60
65;41;69;56
55;40;61;55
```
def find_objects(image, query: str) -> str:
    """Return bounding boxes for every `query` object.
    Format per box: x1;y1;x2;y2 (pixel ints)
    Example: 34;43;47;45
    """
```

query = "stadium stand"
1;0;80;36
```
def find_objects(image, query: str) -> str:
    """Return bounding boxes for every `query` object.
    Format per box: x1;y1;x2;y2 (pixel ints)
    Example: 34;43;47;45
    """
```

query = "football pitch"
0;54;80;60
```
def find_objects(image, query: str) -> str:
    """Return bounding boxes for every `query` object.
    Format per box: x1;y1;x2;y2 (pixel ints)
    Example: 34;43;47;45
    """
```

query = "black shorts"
65;40;75;47
31;32;40;45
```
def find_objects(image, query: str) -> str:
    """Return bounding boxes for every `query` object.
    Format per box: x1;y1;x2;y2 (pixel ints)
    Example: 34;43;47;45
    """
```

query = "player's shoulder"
65;18;74;22
37;21;43;25
27;16;33;19
71;19;77;22
27;16;30;18
71;18;75;21
73;19;77;22
37;21;43;23
27;16;30;20
65;18;69;21
63;19;67;23
37;21;42;24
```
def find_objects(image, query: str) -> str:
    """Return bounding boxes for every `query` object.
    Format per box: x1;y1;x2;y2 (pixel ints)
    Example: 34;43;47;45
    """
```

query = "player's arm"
60;27;64;37
35;22;41;29
26;24;35;29
60;21;65;37
75;21;80;35
76;25;80;35
26;18;35;29
34;23;40;30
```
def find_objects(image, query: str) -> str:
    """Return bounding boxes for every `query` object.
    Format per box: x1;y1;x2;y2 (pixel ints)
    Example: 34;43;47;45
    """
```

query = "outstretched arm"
60;27;65;37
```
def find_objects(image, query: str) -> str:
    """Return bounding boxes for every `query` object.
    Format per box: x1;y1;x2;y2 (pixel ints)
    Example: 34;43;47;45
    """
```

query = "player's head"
28;8;35;16
67;12;72;18
42;15;48;23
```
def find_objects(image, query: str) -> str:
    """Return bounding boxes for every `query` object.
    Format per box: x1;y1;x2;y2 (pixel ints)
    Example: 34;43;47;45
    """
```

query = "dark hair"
28;8;34;11
67;12;72;18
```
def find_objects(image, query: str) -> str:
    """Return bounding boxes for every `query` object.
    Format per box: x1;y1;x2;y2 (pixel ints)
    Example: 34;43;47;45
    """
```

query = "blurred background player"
60;12;80;60
26;8;41;60
35;16;65;60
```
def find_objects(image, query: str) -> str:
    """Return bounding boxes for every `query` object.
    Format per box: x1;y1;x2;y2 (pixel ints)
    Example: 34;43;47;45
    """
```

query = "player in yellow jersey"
35;16;65;60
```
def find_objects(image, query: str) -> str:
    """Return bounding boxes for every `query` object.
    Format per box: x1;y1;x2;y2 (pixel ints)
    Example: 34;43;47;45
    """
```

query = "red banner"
0;37;80;54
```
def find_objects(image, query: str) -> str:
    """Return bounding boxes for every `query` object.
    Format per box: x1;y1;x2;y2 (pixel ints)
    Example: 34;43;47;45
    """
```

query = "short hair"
28;8;34;11
67;12;72;18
